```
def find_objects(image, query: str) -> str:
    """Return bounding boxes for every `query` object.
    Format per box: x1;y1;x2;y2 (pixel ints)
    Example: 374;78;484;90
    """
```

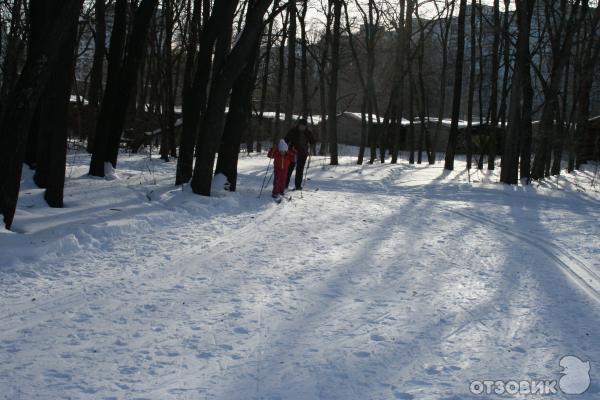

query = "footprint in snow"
44;369;71;380
234;327;249;334
370;334;385;342
354;351;370;358
425;365;441;375
135;304;157;314
509;346;527;354
119;366;139;375
72;313;93;323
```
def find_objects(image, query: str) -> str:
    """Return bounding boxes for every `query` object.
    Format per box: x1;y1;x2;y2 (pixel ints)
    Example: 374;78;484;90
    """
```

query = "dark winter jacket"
268;146;296;172
285;126;315;157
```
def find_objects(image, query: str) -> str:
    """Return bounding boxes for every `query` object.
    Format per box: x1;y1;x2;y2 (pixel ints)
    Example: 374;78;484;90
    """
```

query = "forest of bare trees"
0;0;599;229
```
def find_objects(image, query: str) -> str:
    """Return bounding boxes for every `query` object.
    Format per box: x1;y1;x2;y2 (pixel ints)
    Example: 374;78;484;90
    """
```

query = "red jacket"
268;146;296;171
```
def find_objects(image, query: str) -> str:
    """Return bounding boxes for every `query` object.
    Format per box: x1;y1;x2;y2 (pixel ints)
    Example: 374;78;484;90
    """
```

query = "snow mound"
211;173;230;196
104;162;120;180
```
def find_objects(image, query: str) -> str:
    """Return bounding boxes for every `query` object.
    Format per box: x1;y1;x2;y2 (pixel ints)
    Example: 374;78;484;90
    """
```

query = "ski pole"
300;153;312;199
302;153;312;188
258;157;272;198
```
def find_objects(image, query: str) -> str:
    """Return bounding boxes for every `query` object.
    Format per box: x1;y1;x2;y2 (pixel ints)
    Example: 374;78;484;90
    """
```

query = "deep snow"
1;148;599;399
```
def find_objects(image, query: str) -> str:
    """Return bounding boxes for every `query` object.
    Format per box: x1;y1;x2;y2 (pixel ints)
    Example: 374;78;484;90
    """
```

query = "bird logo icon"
559;355;591;395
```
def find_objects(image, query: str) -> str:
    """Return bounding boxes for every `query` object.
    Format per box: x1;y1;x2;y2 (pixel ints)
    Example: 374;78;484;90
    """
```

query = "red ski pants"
272;168;286;195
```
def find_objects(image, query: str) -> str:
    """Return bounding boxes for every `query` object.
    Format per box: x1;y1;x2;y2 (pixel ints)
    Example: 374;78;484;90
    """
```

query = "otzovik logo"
559;356;591;395
469;355;591;396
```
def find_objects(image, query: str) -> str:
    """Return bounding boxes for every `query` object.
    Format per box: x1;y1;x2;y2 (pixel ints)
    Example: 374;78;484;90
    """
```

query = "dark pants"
286;154;307;189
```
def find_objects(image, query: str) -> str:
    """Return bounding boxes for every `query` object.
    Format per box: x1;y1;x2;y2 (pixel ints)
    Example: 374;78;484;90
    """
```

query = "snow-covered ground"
1;148;599;399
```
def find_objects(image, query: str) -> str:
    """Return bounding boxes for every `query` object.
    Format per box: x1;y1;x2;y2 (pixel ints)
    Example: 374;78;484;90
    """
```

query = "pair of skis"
274;186;320;203
273;194;292;204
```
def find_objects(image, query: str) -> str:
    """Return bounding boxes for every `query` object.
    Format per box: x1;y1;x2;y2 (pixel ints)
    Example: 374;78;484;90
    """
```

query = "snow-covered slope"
1;150;599;399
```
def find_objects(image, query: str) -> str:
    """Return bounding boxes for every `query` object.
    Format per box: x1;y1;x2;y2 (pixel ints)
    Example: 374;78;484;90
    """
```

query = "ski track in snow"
1;151;599;399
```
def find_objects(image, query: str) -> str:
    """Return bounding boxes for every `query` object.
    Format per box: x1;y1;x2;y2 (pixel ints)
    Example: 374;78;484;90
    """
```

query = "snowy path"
1;153;599;399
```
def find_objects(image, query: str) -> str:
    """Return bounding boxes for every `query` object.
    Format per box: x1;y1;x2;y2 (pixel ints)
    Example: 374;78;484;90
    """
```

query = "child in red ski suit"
268;139;296;198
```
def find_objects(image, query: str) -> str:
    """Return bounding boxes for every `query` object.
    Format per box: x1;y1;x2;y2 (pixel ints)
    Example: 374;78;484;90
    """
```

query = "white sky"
302;0;518;32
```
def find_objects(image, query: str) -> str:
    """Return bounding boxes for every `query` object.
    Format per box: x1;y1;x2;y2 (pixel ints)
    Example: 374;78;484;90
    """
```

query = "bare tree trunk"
274;11;289;140
34;1;80;207
190;0;273;195
432;0;455;165
299;0;309;119
487;0;500;170
531;0;581;180
327;0;342;165
284;1;297;128
215;41;260;191
0;0;84;229
415;2;432;164
444;0;467;170
476;0;485;169
0;0;24;113
466;0;476;170
406;0;415;165
256;0;279;153
88;0;127;176
176;0;237;185
86;0;106;153
575;3;600;168
501;0;534;184
160;0;176;161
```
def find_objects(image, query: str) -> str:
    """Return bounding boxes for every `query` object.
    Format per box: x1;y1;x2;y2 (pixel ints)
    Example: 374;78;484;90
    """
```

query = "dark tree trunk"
90;0;158;177
176;0;216;185
406;1;415;165
0;0;83;230
466;0;476;170
531;1;581;180
432;0;455;165
318;6;332;156
86;0;106;153
327;0;342;165
0;0;24;112
88;0;127;176
105;0;158;168
487;0;500;170
274;11;289;140
284;1;297;128
160;0;176;161
176;0;238;185
444;0;467;170
501;0;534;184
575;5;600;168
415;4;433;165
215;42;260;191
358;96;367;164
498;0;511;129
299;0;309;119
256;0;279;154
190;0;273;196
33;0;79;207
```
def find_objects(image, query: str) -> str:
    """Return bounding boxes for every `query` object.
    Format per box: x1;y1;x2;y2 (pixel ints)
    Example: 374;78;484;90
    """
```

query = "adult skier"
285;118;315;190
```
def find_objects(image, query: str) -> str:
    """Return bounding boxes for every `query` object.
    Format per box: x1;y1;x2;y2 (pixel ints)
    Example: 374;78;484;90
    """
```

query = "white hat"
278;139;288;152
